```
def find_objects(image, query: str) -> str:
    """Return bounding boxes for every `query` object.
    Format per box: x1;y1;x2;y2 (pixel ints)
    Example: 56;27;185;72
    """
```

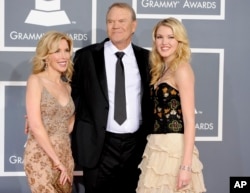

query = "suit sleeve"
71;50;83;115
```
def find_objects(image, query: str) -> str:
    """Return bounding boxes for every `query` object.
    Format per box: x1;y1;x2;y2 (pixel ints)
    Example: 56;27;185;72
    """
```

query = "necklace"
157;66;169;85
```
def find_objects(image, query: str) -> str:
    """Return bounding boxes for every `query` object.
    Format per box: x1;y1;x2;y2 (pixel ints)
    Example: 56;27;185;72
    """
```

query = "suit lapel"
93;39;109;102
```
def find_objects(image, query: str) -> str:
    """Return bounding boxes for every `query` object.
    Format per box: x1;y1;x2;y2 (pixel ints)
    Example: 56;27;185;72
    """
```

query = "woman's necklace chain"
157;67;169;85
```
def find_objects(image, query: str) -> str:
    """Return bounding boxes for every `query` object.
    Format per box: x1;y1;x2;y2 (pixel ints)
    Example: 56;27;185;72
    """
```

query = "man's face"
106;7;137;49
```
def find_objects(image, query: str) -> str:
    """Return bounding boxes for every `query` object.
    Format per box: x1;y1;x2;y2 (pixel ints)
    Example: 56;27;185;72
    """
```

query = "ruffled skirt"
136;134;206;193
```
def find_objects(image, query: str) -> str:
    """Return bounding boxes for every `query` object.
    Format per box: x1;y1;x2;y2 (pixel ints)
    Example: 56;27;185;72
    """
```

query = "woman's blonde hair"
150;17;191;85
31;31;74;82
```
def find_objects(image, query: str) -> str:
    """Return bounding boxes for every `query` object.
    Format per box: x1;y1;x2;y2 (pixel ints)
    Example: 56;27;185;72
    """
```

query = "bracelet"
180;165;192;172
53;162;61;169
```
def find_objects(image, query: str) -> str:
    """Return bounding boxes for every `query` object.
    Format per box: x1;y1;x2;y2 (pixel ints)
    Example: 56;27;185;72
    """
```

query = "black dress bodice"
151;82;184;134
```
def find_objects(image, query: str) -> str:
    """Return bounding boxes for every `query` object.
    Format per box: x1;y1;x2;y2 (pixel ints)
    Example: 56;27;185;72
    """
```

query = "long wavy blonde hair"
150;17;191;85
31;31;74;82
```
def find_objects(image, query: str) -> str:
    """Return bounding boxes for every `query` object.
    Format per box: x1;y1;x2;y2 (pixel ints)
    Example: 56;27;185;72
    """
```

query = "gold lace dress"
24;87;75;193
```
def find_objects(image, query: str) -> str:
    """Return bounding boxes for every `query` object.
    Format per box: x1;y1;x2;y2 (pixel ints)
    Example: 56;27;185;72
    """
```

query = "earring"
43;61;48;70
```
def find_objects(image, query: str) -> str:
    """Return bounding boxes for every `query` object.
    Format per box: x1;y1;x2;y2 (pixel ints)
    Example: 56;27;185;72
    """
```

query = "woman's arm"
66;84;75;134
175;62;196;189
68;115;75;133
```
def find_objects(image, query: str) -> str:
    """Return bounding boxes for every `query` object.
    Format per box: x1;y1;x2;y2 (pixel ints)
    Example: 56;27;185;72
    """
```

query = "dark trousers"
83;131;141;193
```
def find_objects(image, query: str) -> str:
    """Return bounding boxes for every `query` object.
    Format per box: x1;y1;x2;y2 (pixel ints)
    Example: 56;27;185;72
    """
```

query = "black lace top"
151;82;184;134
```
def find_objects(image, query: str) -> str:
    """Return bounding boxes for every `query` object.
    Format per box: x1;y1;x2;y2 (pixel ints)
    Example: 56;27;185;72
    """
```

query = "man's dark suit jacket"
71;38;153;169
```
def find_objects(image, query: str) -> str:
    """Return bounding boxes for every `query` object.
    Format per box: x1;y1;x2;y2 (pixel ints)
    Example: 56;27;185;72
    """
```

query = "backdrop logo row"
1;0;225;51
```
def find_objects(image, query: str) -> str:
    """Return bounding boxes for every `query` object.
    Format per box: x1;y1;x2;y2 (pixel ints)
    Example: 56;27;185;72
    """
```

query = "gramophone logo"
25;0;71;26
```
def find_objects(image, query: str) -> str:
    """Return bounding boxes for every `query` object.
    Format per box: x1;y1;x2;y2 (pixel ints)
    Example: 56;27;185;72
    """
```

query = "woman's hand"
176;167;191;190
53;162;71;185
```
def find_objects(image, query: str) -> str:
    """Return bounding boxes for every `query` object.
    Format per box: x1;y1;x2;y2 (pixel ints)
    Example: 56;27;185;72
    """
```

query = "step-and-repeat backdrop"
0;0;249;192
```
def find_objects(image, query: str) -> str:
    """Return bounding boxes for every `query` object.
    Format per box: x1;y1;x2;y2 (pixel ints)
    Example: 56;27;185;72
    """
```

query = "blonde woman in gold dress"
24;31;75;193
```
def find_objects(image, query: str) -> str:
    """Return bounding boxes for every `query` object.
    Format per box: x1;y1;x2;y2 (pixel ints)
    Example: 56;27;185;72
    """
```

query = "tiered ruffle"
136;134;206;193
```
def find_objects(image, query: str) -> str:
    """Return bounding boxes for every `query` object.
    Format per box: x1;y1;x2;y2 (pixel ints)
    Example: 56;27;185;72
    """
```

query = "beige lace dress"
24;87;75;193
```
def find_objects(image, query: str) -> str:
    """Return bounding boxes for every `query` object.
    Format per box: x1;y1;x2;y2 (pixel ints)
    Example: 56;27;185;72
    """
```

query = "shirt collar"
107;40;133;56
